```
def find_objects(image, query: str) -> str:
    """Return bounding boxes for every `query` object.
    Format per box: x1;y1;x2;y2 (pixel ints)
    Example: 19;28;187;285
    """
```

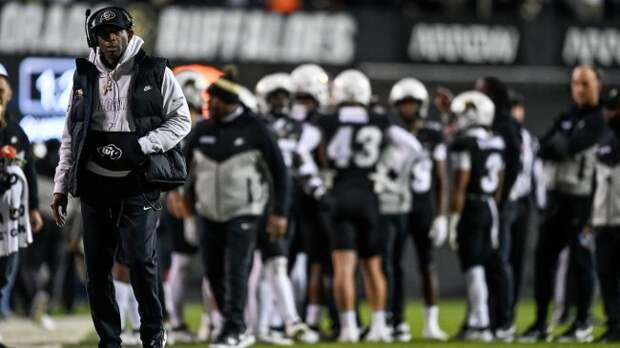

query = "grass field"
70;300;616;347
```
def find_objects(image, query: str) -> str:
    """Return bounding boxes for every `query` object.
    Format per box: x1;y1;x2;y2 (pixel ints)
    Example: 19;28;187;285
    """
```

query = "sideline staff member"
51;7;191;348
520;65;605;343
184;67;289;348
591;88;620;343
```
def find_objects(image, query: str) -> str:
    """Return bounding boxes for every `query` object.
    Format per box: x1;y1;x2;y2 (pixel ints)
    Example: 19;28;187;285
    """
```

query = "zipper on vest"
247;178;253;203
215;164;220;219
608;173;613;225
127;62;140;134
75;67;97;192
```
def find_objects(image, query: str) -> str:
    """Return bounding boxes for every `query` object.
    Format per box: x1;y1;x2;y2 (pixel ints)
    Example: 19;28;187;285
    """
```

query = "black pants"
408;200;437;307
387;198;438;325
486;201;516;329
534;191;594;326
330;188;380;258
81;192;162;348
595;227;620;329
201;215;258;335
507;197;532;313
257;209;288;261
0;253;17;305
380;213;407;325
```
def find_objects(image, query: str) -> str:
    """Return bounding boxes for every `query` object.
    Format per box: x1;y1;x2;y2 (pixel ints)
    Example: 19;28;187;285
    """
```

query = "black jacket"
184;108;289;222
540;104;606;196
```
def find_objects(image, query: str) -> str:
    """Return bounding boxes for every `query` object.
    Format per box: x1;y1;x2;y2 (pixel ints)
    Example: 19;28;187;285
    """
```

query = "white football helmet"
174;70;208;111
389;78;430;118
255;73;294;114
238;86;258;113
450;90;495;129
290;64;330;107
332;69;372;106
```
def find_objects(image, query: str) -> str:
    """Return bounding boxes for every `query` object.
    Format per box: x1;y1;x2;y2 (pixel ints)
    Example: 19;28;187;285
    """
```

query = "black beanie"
208;65;241;104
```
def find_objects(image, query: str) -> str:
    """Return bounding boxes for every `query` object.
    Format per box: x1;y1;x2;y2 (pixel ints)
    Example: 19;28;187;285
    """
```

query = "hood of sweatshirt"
89;35;144;132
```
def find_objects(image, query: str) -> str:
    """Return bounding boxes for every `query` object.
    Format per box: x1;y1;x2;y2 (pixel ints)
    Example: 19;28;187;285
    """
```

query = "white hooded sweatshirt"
53;35;191;194
0;165;32;256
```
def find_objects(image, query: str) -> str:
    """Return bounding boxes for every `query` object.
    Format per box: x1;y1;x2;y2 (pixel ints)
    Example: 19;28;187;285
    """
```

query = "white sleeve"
533;157;547;209
451;151;471;170
386;125;423;161
433;143;447;162
297;123;322;153
295;124;326;198
53;112;73;195
138;67;192;154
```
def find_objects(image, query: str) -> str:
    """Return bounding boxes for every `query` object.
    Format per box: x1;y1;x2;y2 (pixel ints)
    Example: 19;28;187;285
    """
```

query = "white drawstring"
485;196;500;249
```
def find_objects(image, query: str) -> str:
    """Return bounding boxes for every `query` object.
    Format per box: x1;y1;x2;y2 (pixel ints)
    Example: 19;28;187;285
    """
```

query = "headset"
84;7;134;48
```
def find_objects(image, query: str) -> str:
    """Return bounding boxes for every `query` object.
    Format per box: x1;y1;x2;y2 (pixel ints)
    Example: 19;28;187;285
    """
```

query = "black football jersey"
411;122;447;198
450;127;506;196
264;114;305;168
318;106;390;190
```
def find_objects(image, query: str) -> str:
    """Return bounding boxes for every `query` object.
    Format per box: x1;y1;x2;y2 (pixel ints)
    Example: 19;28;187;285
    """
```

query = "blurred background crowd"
0;0;618;331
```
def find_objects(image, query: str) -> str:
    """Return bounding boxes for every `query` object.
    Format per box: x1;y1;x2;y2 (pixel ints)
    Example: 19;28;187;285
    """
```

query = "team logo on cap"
100;10;117;22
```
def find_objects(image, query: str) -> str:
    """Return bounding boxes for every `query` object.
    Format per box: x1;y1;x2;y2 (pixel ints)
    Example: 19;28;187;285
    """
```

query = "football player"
385;78;449;341
288;64;339;337
448;91;505;342
301;70;424;342
253;73;317;345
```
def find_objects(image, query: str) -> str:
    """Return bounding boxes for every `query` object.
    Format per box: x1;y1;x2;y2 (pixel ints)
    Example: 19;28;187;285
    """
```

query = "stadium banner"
0;1;619;67
404;21;521;65
561;25;620;67
2;1;620;142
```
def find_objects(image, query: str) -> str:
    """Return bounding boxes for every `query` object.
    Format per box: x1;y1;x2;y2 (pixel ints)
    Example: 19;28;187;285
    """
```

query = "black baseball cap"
90;7;133;34
602;88;620;109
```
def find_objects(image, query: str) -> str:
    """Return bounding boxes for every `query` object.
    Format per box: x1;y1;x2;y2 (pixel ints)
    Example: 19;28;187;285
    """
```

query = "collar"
220;106;244;123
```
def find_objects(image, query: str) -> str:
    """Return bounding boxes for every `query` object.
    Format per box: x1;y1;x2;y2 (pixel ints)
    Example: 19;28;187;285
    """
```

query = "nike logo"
143;85;152;92
143;206;152;211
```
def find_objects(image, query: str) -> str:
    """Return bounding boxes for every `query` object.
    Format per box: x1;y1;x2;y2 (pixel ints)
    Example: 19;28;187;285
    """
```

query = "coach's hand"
51;192;68;227
267;214;288;240
30;209;43;233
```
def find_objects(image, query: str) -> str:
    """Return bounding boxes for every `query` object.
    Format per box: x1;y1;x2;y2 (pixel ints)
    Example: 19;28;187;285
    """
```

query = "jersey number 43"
327;126;382;168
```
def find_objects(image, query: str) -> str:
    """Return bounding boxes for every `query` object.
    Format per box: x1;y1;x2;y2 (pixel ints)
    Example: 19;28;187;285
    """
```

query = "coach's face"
96;25;133;66
208;95;237;121
571;66;600;108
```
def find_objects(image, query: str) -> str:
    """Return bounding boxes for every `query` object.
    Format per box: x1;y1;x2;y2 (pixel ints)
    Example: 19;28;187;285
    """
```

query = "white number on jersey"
481;153;503;193
411;156;432;193
327;126;382;168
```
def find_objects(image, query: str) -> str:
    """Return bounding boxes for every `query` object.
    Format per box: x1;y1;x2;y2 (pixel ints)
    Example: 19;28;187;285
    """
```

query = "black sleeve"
257;121;290;217
182;123;201;167
182;121;203;202
539;110;605;160
14;124;39;210
495;118;522;206
567;111;605;155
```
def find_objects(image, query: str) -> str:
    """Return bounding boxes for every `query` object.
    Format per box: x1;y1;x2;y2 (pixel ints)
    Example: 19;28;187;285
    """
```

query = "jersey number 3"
481;153;503;193
327;126;382;168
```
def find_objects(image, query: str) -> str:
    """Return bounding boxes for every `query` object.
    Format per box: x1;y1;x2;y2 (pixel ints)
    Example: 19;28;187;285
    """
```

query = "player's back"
319;106;389;191
451;127;505;197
